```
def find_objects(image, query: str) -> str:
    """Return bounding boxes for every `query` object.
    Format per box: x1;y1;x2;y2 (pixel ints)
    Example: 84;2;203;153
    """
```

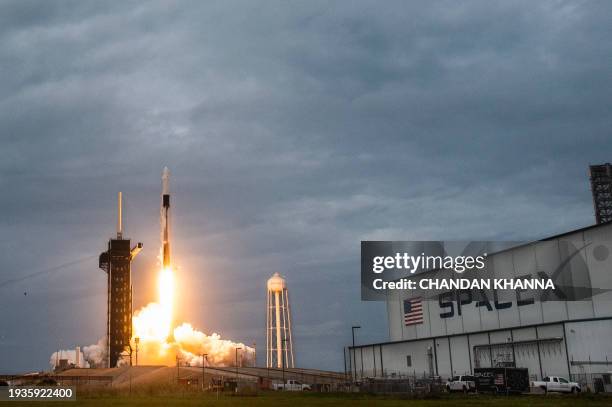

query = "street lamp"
351;326;361;382
134;337;140;366
252;342;256;367
343;347;348;381
201;353;208;390
235;348;242;381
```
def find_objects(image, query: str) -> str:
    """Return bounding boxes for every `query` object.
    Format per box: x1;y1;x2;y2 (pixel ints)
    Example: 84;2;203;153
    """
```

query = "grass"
6;391;612;407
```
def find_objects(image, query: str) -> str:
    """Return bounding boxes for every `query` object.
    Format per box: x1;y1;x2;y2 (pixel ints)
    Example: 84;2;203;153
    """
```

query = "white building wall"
434;337;451;376
468;332;490;368
429;282;447;337
584;226;612;316
387;289;403;341
449;336;471;375
385;222;612;342
511;327;541;380
566;320;612;375
373;340;435;377
351;319;612;381
359;345;375;378
513;244;543;326
563;231;595;320
536;242;570;323
537;324;569;378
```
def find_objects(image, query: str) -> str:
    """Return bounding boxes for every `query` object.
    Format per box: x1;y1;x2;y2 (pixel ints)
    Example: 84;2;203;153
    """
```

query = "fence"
359;375;444;394
570;372;612;393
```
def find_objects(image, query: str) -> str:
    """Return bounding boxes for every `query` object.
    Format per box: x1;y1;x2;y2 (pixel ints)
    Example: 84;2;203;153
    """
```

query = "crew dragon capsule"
161;166;171;269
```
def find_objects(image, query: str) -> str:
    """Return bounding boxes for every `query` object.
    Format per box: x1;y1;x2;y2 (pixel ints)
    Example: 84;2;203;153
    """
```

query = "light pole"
176;354;180;384
252;342;256;367
134;337;140;366
201;353;208;390
235;347;242;381
351;326;361;382
343;347;348;381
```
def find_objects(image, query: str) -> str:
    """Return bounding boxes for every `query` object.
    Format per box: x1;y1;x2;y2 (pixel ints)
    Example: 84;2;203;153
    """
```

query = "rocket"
161;166;171;268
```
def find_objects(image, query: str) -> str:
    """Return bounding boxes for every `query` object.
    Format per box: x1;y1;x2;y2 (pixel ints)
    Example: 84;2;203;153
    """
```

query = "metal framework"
266;273;295;369
589;163;612;224
99;192;142;367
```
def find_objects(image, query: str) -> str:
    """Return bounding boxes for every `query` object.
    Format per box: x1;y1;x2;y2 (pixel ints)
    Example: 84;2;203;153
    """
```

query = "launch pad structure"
99;192;142;368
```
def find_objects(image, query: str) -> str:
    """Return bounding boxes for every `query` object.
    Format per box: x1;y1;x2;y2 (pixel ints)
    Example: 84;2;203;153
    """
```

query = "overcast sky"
1;0;611;373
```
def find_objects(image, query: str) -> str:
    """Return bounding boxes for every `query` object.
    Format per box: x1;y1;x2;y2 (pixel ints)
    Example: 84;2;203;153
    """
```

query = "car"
272;380;312;391
532;376;581;393
446;375;476;393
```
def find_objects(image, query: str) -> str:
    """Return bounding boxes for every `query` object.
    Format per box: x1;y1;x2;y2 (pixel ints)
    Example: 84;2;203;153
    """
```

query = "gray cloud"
1;0;611;372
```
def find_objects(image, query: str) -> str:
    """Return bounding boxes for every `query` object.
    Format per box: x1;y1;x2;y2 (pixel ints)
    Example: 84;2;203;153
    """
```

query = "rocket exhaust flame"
130;167;254;366
51;167;254;369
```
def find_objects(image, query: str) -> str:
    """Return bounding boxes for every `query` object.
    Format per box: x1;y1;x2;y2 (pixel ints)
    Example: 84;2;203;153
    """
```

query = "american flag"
404;297;423;326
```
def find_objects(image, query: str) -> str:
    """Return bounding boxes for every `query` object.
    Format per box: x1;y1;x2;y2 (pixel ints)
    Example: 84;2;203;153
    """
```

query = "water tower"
266;272;295;368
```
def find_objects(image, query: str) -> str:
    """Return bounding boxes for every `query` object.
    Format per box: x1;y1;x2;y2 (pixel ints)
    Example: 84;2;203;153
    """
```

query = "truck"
445;375;476;393
473;367;529;394
532;376;581;393
272;380;312;391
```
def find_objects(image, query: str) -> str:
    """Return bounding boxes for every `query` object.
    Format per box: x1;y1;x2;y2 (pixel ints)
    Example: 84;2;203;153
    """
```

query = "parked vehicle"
446;375;476;393
473;367;529;393
532;376;581;393
272;380;311;391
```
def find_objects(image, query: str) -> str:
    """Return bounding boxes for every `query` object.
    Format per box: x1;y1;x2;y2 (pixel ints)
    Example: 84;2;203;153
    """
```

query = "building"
350;222;612;388
590;163;612;224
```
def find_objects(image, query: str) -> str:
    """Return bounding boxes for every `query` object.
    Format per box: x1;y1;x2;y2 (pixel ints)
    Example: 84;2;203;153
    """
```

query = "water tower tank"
267;272;286;292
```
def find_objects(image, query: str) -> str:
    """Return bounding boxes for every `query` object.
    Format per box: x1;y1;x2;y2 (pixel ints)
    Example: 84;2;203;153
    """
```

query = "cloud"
0;0;610;372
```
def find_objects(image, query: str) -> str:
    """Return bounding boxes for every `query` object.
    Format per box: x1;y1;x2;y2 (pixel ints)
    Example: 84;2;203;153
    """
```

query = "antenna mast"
117;192;123;239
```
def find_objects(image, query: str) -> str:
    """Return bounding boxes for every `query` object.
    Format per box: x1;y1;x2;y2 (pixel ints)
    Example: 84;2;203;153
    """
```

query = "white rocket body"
162;167;171;268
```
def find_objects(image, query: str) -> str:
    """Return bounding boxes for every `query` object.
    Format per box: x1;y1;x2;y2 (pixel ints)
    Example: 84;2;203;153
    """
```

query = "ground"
4;392;611;407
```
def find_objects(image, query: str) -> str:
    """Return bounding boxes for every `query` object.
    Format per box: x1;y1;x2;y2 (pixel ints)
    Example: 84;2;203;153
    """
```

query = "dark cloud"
1;0;611;372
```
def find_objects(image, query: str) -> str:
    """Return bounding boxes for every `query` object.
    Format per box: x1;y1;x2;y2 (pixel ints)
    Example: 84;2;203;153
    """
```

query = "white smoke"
49;337;106;370
82;337;107;367
131;321;256;367
173;323;256;367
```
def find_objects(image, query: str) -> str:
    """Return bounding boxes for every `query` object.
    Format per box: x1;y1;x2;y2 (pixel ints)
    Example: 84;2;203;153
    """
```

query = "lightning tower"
266;273;295;368
99;192;142;367
590;163;612;224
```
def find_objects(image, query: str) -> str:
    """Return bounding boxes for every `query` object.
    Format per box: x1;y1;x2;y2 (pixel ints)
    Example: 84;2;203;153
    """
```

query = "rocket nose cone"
162;166;170;177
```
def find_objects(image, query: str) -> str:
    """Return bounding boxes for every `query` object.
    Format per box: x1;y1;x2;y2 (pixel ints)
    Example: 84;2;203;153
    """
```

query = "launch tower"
99;192;142;367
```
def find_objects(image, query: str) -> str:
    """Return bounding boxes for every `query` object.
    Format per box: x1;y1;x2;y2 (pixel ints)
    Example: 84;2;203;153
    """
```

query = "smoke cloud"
173;323;255;367
50;321;255;369
49;338;106;369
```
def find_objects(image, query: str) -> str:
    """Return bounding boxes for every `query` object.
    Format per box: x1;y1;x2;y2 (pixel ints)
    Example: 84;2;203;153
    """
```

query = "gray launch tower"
589;163;612;224
99;192;142;367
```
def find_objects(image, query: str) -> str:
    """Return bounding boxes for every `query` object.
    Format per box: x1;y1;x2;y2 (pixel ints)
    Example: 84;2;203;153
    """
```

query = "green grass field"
6;392;612;407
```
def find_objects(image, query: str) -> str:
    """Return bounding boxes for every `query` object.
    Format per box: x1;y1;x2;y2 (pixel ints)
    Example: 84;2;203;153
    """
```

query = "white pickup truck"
272;380;312;391
532;376;581;393
446;375;477;393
